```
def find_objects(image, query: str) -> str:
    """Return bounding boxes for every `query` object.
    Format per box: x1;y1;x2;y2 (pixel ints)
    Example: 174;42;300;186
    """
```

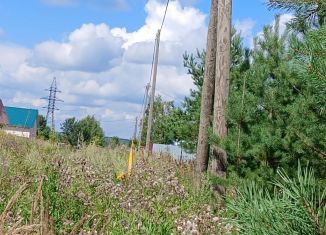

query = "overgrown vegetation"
0;132;234;234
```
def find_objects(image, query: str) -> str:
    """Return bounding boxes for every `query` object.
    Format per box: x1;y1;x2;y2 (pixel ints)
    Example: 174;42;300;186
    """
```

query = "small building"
0;99;38;139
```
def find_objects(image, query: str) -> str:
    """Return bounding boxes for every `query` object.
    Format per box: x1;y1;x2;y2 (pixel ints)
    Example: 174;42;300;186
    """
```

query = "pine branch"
295;132;326;159
267;0;322;11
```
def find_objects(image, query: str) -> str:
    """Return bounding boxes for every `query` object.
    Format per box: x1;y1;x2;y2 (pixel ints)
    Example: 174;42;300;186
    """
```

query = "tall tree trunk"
196;0;218;181
212;0;232;192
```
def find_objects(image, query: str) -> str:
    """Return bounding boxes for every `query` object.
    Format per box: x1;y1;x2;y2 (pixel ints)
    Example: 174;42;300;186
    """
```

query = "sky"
0;0;290;138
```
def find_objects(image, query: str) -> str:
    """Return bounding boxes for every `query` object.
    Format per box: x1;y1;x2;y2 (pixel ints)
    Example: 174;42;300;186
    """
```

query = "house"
0;99;39;138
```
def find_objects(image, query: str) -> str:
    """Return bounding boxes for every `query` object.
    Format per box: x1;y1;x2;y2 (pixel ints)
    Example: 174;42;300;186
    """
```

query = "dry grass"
0;131;234;234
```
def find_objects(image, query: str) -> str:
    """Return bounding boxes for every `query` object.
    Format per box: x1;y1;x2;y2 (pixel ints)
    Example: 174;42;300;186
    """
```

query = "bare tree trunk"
195;0;218;185
212;0;232;192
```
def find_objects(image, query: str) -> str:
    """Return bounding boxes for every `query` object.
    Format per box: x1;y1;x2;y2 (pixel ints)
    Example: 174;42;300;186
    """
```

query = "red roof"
0;99;9;125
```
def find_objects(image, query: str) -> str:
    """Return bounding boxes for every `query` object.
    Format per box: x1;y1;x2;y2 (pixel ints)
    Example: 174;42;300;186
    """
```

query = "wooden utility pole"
138;83;150;146
196;0;218;176
145;30;161;154
212;0;232;182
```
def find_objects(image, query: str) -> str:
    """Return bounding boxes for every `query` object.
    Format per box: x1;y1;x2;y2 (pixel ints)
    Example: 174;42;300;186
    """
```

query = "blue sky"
0;0;277;47
0;0;285;138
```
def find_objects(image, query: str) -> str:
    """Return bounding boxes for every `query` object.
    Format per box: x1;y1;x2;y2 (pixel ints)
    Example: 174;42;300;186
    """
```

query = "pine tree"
267;0;326;33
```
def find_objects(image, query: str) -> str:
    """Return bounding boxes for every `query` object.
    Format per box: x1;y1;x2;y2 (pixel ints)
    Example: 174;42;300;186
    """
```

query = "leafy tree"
78;116;105;146
61;117;79;146
140;95;177;145
37;115;51;140
61;116;105;147
108;136;120;148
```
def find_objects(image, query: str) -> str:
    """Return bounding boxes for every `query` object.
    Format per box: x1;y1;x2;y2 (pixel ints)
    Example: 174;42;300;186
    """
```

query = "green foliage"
222;16;326;180
140;95;179;145
227;164;326;234
108;136;121;148
61;115;105;147
37;115;51;140
267;0;326;33
61;117;79;145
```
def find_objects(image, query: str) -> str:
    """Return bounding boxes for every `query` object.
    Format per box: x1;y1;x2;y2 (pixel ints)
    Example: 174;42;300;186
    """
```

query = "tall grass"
0;132;233;234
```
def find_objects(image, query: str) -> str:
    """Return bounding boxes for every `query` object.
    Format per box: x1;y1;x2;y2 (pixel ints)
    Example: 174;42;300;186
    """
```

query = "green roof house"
0;99;38;138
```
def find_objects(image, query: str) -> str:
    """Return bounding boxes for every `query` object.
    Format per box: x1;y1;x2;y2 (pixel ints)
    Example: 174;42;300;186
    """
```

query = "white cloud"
275;14;295;35
0;45;31;72
31;23;124;72
235;18;256;44
111;0;206;48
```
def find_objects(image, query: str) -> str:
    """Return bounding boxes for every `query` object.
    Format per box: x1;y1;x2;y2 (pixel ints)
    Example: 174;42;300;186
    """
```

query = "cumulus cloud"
31;23;124;72
112;0;206;48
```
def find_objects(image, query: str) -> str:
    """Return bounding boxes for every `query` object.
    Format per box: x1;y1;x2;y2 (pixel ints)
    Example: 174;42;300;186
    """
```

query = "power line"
142;0;171;152
146;0;170;92
160;0;170;31
100;118;135;123
157;91;184;104
148;40;157;88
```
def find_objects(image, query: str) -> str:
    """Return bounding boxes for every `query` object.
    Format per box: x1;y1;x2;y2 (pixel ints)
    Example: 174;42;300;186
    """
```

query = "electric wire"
160;0;170;31
100;118;135;123
138;0;171;141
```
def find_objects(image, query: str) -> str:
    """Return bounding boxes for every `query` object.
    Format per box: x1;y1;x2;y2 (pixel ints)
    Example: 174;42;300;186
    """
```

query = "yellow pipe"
128;141;134;175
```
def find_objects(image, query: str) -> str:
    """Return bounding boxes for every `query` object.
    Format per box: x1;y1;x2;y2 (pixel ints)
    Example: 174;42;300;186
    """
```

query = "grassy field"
0;132;234;234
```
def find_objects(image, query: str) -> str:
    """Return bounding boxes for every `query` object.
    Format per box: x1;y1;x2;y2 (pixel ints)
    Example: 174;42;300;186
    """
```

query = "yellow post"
128;141;134;175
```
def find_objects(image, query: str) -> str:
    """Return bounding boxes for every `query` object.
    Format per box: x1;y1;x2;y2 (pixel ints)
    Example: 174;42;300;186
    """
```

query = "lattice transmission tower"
42;77;63;131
